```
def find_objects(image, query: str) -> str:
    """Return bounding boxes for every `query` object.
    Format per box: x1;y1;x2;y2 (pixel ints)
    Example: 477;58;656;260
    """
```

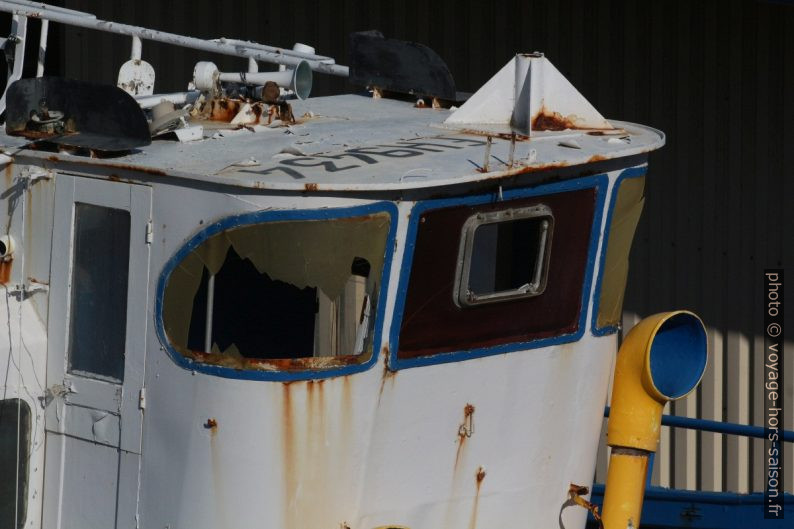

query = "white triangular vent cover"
444;53;613;136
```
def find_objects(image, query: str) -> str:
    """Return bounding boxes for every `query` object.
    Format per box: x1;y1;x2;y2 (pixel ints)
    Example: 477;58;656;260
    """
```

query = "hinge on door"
145;219;153;245
138;388;146;410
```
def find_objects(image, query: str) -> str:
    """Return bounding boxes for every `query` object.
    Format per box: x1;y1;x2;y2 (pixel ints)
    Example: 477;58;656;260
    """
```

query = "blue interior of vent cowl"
648;313;707;399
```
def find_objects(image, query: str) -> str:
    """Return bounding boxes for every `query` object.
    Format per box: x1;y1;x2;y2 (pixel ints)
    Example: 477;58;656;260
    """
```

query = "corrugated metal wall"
52;0;793;493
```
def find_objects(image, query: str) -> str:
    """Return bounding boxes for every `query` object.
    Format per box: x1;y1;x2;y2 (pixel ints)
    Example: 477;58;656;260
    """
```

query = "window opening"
162;213;390;371
456;205;553;307
68;203;130;381
397;188;595;360
0;399;31;529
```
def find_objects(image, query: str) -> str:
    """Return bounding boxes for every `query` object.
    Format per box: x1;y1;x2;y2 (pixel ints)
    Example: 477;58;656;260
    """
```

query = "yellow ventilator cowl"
602;311;707;529
607;311;707;451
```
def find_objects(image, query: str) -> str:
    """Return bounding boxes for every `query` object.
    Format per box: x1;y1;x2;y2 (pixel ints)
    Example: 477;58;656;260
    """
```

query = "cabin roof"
0;93;664;192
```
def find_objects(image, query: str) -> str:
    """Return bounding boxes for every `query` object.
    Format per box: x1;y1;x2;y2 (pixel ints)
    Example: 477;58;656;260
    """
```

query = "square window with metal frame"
455;205;553;307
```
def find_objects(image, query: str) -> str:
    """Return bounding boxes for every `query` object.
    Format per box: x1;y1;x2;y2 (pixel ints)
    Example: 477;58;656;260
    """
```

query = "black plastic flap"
349;30;460;101
5;77;151;151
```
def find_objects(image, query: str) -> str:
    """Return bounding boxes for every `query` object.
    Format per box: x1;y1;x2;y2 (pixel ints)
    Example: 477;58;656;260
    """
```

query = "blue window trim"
389;174;609;371
154;201;399;382
590;166;648;337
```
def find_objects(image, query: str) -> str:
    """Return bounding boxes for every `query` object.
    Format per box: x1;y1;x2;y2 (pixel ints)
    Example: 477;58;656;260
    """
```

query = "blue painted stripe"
153;201;399;382
388;173;610;371
604;406;794;442
590;165;648;336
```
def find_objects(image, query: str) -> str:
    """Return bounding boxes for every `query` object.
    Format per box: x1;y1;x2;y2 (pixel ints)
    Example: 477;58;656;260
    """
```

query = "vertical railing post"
131;35;142;61
204;274;215;353
36;19;48;77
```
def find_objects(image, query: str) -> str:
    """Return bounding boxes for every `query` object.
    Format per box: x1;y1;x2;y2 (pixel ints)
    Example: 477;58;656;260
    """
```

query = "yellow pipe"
602;311;707;529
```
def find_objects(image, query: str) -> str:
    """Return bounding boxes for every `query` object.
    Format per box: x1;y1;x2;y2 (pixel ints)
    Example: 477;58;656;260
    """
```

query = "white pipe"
0;14;27;116
0;1;349;76
131;34;141;61
35;18;47;76
2;0;95;18
134;90;200;109
204;274;215;353
214;37;334;63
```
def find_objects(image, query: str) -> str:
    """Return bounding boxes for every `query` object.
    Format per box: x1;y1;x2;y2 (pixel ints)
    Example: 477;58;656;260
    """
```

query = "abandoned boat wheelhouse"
0;3;710;529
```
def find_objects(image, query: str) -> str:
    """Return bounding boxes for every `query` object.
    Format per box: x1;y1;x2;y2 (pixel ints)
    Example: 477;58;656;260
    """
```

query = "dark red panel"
397;188;596;359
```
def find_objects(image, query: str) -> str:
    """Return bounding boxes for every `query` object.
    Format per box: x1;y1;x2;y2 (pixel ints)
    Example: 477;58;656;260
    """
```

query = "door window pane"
0;399;31;529
68;203;130;381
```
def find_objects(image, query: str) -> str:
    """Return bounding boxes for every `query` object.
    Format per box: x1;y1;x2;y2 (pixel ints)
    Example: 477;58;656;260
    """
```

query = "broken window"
162;213;390;371
455;205;553;306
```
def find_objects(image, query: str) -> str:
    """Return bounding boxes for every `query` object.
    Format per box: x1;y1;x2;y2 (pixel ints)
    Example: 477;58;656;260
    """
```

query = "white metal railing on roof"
0;0;349;114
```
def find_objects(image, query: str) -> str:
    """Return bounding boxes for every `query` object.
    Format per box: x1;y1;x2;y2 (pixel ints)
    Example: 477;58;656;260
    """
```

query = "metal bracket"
19;167;53;185
6;278;49;299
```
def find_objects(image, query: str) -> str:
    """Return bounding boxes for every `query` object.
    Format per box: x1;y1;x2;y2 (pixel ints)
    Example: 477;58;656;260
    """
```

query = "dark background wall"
11;0;793;491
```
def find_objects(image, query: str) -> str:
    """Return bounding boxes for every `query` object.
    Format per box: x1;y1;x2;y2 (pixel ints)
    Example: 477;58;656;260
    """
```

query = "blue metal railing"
593;407;794;528
603;406;794;443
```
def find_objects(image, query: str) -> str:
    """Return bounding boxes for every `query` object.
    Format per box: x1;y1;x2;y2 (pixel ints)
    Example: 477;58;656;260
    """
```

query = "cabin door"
43;174;152;529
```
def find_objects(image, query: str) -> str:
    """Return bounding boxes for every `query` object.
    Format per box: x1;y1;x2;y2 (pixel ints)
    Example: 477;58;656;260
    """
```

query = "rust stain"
454;434;467;471
455;404;475;470
341;375;353;440
587;154;608;163
303;182;319;192
0;259;11;285
476;466;486;486
281;383;297;529
207;413;228;528
4;163;12;189
531;107;579;131
182;349;361;371
531;105;614;132
468;467;486;529
377;346;397;404
459;128;529;141
210;99;243;122
8;129;68;140
92;162;167;177
514;161;570;174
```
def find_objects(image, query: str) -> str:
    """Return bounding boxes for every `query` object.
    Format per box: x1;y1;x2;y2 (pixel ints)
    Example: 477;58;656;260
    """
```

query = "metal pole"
204;274;215;353
0;1;349;76
0;13;27;115
134;90;200;109
212;37;335;63
35;18;47;77
131;35;141;61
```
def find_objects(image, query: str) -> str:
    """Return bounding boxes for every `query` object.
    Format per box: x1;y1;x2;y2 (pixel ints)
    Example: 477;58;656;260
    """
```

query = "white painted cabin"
0;4;667;528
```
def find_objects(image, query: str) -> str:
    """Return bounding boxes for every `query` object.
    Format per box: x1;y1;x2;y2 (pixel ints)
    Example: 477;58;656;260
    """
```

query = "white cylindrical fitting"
193;61;220;92
0;235;16;258
292;42;315;55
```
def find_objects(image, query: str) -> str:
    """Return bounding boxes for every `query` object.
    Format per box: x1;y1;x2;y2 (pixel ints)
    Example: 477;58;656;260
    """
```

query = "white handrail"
0;1;349;76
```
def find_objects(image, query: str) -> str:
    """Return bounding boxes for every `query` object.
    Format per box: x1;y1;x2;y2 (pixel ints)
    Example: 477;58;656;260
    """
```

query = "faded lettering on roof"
241;135;486;179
